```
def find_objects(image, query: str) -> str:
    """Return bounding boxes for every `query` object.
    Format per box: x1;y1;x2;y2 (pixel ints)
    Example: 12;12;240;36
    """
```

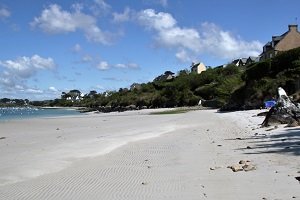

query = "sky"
0;0;299;100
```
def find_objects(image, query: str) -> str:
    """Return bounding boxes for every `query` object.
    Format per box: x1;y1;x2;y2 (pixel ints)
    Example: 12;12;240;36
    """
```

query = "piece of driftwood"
261;87;300;127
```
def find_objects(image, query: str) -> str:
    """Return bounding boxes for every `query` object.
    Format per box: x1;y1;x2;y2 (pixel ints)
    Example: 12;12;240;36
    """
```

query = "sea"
0;107;81;121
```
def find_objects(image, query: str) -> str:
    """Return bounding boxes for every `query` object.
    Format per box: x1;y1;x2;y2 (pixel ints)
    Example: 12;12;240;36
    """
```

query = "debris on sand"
228;160;256;172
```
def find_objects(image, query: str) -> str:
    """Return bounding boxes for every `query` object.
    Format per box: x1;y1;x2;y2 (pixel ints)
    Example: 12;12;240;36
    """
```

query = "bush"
243;60;271;81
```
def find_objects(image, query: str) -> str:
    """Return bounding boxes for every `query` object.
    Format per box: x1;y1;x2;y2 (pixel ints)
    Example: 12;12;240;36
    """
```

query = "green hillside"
223;47;300;110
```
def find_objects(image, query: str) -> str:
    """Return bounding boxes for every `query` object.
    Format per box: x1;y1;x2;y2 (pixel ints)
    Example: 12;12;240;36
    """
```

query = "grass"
150;106;203;115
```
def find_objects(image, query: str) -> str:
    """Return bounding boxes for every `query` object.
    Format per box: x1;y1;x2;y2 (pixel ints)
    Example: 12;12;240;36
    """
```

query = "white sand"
0;109;299;199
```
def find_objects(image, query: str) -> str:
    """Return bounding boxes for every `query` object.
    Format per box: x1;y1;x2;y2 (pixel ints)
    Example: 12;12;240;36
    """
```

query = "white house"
191;62;206;74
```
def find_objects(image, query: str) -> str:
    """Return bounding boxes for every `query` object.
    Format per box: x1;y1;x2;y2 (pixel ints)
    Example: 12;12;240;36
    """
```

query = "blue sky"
0;0;299;100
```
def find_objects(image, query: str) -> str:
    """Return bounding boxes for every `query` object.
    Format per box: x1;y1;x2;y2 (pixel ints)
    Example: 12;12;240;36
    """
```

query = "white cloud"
31;4;110;44
175;49;193;63
96;85;105;90
96;60;140;71
97;61;110;70
26;88;43;94
199;22;263;59
0;54;55;78
82;55;93;62
72;44;81;52
0;7;10;19
115;63;139;69
112;7;132;23
137;9;201;52
71;3;84;13
49;86;58;92
0;55;55;95
94;0;111;10
137;9;263;62
138;9;176;30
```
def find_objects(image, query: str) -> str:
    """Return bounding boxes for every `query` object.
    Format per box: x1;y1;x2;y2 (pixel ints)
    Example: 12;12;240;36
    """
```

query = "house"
260;24;300;60
231;58;247;66
130;83;142;90
191;62;206;74
154;71;175;82
246;56;260;65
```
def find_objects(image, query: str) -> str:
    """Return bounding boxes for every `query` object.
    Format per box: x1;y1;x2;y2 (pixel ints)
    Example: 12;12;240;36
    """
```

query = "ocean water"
0;107;81;121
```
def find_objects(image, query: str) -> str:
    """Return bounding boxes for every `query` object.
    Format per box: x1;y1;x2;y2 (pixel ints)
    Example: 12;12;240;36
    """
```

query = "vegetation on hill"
3;47;300;111
34;64;244;110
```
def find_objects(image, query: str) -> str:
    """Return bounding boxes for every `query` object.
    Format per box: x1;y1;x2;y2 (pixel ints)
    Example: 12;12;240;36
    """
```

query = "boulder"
261;87;300;127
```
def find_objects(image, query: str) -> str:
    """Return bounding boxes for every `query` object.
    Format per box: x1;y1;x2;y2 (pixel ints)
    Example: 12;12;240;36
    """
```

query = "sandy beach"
0;108;299;199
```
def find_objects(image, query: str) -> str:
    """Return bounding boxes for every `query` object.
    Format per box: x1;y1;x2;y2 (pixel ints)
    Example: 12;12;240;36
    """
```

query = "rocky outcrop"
262;87;300;127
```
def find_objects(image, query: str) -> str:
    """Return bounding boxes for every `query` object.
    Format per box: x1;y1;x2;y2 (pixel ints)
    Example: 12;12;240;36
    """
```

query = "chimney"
288;24;298;32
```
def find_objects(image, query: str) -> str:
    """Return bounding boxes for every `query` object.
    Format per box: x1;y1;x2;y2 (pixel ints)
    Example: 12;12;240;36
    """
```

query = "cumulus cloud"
0;55;55;94
31;4;111;44
137;9;263;62
137;9;201;51
112;7;133;23
175;49;194;63
93;0;111;13
0;7;10;19
199;22;263;59
0;55;55;78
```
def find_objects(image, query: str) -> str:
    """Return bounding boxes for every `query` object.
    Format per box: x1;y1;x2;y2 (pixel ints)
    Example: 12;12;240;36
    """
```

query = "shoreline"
0;109;300;199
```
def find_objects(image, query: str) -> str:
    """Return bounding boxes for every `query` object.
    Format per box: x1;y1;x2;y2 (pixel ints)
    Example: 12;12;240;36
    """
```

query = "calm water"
0;107;81;121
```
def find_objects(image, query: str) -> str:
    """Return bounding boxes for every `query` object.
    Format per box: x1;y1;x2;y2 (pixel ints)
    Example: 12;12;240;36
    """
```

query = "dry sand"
0;108;299;199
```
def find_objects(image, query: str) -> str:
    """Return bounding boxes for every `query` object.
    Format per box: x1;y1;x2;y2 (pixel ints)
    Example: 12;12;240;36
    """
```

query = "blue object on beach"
264;100;276;108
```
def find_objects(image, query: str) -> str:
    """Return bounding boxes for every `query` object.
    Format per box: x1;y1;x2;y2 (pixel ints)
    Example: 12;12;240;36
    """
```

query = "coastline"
0;109;299;199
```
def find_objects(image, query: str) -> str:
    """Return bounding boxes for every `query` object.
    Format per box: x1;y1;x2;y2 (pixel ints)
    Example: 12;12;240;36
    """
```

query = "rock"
239;160;246;164
286;120;299;127
243;164;256;172
262;87;300;127
210;166;222;170
246;146;252;149
228;160;255;172
229;164;244;172
0;137;6;140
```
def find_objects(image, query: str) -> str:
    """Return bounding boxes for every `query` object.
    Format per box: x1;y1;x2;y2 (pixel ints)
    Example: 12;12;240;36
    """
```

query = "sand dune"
0;109;299;199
